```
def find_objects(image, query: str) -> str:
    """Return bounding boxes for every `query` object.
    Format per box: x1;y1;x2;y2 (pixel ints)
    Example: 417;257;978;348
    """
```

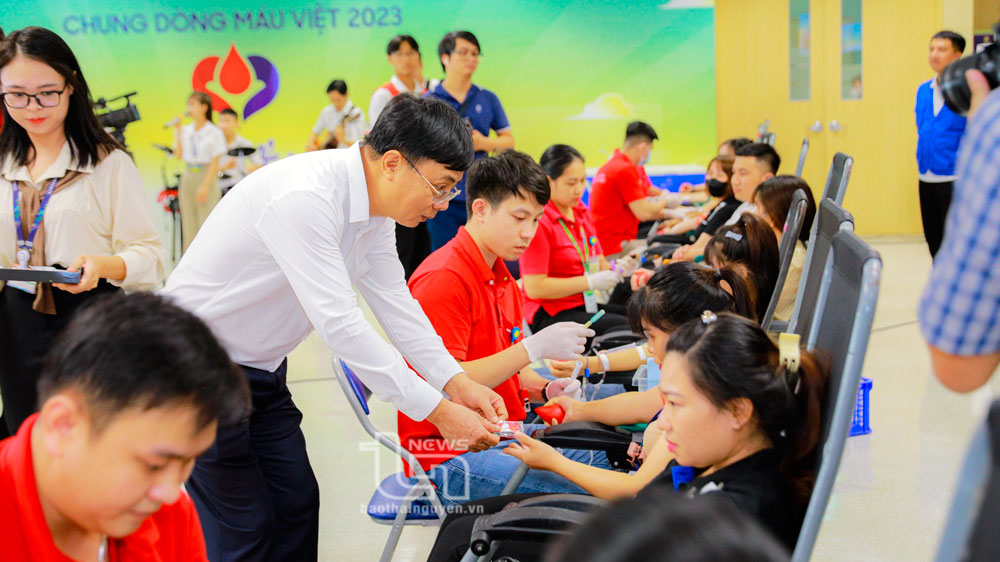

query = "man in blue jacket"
915;30;966;258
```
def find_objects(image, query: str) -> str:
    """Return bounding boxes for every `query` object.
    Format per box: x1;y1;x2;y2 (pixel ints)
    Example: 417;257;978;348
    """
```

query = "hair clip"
724;231;743;242
701;310;718;325
778;333;802;394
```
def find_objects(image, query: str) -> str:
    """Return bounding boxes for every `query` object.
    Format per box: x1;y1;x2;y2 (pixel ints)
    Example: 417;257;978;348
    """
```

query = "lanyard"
557;219;591;273
12;177;59;267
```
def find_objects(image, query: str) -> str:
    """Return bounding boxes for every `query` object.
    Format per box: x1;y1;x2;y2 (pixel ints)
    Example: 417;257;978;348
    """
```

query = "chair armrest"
468;506;591;556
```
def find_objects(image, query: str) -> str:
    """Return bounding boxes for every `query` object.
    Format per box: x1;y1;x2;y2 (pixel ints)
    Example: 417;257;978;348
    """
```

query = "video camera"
941;23;1000;115
94;92;140;148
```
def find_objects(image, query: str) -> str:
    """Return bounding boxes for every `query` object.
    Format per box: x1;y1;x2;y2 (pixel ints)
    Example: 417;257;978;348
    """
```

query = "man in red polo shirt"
399;150;613;506
590;121;671;256
0;293;250;562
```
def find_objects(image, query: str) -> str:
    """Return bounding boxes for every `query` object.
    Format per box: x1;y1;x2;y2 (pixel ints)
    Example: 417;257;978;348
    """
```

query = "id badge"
583;290;598;313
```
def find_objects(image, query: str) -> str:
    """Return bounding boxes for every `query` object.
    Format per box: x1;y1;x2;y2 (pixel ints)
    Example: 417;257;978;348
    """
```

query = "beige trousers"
179;169;220;252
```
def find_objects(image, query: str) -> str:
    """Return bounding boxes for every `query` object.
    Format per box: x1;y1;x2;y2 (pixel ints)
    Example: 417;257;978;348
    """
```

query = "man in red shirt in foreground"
0;293;250;561
590;121;671;257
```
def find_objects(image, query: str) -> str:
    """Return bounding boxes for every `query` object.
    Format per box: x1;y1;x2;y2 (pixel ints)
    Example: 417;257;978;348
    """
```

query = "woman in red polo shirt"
520;145;630;337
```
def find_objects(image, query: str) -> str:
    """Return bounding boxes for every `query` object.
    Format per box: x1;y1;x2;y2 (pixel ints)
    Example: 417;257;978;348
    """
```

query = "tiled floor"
282;236;993;561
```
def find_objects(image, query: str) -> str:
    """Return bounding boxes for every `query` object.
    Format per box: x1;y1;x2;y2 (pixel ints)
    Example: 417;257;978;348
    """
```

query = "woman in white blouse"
0;27;166;436
172;91;226;251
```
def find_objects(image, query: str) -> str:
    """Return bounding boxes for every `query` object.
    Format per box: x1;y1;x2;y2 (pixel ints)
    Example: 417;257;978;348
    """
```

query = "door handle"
829;119;844;132
809;120;823;133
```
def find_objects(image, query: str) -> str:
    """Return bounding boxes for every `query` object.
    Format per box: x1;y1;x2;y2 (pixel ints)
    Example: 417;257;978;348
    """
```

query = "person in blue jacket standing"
916;30;966;258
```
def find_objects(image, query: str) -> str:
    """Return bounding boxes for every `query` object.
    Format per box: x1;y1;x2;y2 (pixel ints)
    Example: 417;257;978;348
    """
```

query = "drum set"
152;143;258;261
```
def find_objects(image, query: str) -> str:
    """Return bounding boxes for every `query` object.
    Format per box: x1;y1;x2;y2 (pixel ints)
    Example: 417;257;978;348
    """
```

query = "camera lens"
940;40;1000;116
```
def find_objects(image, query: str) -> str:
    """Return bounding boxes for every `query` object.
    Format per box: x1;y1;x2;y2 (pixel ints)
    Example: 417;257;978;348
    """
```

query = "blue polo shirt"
426;83;510;201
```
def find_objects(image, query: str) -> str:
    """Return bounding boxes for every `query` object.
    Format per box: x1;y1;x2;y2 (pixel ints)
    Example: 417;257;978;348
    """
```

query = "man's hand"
443;373;508;423
471;129;493;152
425;398;500;452
967;69;992;119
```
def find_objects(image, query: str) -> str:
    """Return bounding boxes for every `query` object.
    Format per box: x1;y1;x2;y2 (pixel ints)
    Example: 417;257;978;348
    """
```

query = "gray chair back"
821;152;853;205
935;423;990;562
792;231;881;562
795;138;810;177
760;189;808;332
787;200;855;343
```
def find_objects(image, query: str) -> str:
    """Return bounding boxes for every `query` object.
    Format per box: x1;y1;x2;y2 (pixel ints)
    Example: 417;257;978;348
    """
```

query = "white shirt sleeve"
368;88;392;127
312;107;330;135
254;188;443;420
206;127;227;160
354;219;463;391
104;151;168;290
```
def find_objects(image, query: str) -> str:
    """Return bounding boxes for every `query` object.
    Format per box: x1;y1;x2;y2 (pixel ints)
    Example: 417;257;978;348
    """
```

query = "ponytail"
626;261;756;336
706;213;779;321
780;349;829;504
666;314;831;506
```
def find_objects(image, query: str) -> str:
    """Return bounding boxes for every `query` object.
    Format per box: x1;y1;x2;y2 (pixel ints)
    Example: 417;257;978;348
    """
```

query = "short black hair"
38;293;250;433
387;34;420;55
365;93;474;172
932;30;966;54
438;30;481;72
326;79;348;95
721;137;753;152
624;121;659;145
219;108;238;119
735;142;781;174
539;144;584;179
466;149;550;215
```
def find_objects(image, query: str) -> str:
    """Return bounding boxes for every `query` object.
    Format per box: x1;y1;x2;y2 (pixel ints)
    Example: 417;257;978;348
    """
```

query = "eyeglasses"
452;49;481;59
401;153;460;205
1;87;67;109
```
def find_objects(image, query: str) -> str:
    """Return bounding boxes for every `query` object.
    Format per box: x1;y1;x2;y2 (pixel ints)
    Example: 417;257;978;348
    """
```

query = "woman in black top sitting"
425;313;829;561
647;155;738;250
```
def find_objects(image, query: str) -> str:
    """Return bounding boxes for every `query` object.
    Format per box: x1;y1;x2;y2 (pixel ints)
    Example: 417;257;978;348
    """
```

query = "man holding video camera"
920;31;1000;393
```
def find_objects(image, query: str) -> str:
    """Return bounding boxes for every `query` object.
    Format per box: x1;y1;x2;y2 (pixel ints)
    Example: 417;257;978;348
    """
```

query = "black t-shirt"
643;448;803;549
695;196;740;238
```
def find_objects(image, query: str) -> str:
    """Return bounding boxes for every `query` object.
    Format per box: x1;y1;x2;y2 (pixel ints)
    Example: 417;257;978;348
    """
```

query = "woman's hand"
53;255;104;293
671;245;689;261
503;431;561;471
544;395;582;424
196;184;210;204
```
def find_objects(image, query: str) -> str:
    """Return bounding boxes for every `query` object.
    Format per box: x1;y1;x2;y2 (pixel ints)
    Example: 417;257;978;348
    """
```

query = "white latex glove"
522;322;595;362
616;256;639;278
545;377;582;401
586;270;620;292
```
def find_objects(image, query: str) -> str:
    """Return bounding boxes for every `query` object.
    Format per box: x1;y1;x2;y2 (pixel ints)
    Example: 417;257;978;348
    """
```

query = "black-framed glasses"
401;153;460;205
1;87;68;109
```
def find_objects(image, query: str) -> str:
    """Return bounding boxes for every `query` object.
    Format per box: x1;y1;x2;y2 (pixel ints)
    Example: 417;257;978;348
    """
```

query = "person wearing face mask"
648;156;737;250
0;27;166;438
519;144;631;338
590;121;671;258
672;142;780;262
161;94;510;562
398;150;605;507
0;293;250;562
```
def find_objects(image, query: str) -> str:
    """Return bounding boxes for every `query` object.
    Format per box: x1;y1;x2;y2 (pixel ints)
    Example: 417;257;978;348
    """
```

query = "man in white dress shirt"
162;95;505;562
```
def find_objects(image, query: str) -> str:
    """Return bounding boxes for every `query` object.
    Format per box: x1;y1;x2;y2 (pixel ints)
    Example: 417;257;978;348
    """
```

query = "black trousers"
919;180;954;259
395;222;431;280
0;281;120;437
529;304;629;343
186;361;320;562
426;493;548;562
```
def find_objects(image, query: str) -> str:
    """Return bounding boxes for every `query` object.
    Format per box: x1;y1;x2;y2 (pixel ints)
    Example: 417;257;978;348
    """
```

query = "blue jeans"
419;424;611;507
